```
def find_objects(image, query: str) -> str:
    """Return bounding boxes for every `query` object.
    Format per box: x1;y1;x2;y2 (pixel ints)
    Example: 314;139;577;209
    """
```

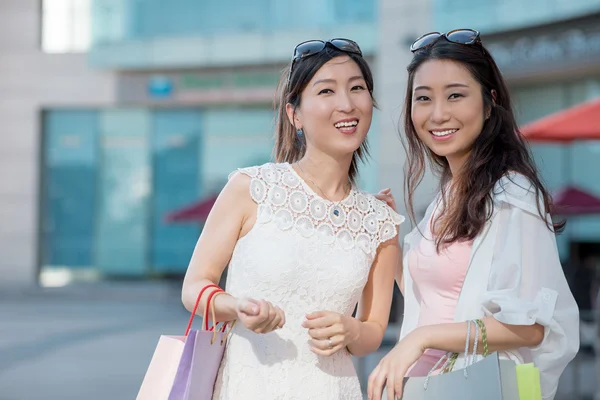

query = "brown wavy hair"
402;38;564;249
274;44;375;184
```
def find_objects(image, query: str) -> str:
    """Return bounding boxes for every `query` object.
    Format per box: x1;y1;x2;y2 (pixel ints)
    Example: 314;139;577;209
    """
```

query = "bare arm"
181;172;256;323
420;317;544;354
303;239;401;357
346;240;401;356
367;316;544;400
374;189;403;296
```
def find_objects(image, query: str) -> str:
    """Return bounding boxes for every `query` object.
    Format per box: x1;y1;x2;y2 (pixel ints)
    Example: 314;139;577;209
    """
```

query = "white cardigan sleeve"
480;176;579;399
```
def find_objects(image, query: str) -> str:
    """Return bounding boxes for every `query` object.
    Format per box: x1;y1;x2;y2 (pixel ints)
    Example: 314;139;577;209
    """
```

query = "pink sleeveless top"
405;225;472;377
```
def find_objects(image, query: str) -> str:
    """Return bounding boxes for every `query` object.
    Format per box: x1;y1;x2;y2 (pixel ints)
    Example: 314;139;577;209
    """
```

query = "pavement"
0;281;595;399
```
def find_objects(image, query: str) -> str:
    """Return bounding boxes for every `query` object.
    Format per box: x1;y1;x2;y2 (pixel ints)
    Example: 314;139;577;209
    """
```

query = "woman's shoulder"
358;190;406;226
352;191;405;250
226;162;291;204
227;162;288;181
492;172;544;216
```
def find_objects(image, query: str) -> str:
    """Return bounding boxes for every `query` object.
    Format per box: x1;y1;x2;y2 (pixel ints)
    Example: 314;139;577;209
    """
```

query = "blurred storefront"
5;0;599;286
41;69;282;277
37;0;381;280
483;11;600;261
41;105;275;278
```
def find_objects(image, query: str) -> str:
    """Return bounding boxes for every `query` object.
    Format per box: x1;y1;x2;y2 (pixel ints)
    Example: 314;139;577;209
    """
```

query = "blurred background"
1;0;600;399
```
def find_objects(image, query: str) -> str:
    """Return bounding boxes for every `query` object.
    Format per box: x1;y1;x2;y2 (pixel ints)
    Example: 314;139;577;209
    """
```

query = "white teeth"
335;120;358;128
431;129;457;137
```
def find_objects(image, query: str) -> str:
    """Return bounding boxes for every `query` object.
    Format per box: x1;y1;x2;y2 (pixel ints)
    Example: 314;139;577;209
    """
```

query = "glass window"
41;110;99;269
41;0;91;53
95;109;151;276
150;109;203;274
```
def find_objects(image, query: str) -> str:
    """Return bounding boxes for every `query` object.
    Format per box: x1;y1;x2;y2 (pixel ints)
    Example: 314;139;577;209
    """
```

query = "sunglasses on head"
287;38;363;84
410;29;481;52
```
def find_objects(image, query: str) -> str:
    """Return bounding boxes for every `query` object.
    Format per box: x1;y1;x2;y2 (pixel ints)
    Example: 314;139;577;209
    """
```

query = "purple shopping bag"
168;291;234;400
137;284;235;400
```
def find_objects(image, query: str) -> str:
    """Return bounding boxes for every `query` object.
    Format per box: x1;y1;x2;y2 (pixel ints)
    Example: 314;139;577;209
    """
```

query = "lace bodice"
212;162;405;400
230;162;404;255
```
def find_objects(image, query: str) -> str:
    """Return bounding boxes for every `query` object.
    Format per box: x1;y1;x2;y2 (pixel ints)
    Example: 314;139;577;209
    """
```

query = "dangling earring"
296;128;304;137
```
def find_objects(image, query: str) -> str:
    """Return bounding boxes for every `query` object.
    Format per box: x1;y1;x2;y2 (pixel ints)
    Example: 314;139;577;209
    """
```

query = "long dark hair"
403;38;563;249
274;44;375;184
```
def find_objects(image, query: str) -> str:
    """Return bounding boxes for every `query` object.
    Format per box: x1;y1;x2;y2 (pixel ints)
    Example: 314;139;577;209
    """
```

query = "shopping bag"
135;334;186;399
398;352;520;400
136;284;234;400
384;320;520;400
168;291;234;400
515;363;542;400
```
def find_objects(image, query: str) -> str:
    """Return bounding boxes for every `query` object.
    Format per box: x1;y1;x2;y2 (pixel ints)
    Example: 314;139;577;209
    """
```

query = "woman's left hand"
375;188;397;212
302;311;360;356
367;330;427;400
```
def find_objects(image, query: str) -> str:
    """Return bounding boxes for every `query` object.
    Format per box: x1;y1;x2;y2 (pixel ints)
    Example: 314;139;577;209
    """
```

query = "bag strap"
185;283;221;337
446;318;489;373
424;319;489;390
184;283;237;344
208;291;237;345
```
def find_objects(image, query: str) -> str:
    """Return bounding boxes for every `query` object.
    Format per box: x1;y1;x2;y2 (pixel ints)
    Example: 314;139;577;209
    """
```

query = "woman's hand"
302;311;361;356
236;298;286;334
375;188;397;212
367;330;428;400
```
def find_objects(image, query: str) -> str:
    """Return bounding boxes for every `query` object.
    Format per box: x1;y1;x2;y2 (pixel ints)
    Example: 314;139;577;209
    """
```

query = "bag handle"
425;321;477;378
184;283;221;337
446;318;489;373
424;319;489;390
208;291;237;345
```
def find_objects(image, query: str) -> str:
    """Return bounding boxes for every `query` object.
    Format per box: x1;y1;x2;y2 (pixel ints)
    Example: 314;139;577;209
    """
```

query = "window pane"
95;109;151;277
42;0;72;53
42;0;91;53
42;110;99;268
72;1;91;52
150;109;203;273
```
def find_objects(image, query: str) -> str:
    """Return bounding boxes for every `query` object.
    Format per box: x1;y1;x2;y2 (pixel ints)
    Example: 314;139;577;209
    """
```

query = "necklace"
296;162;351;217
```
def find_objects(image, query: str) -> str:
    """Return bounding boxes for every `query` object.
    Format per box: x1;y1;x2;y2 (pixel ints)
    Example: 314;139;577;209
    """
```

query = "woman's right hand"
236;298;286;334
374;188;397;212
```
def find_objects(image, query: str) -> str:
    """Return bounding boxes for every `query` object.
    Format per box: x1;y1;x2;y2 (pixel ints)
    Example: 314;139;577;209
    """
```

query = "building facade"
1;0;395;286
2;0;598;287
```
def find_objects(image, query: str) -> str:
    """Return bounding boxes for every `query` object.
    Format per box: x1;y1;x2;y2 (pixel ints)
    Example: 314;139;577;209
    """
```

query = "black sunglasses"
287;38;363;84
410;29;481;53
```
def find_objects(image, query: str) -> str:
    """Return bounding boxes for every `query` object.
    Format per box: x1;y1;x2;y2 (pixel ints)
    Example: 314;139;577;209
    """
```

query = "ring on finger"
327;338;333;349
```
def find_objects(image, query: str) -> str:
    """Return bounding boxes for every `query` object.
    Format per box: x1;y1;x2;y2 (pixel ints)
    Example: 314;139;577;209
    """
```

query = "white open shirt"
399;173;580;400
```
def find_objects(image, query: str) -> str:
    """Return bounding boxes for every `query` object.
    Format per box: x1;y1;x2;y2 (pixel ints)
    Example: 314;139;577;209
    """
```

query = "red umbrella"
553;186;600;216
521;98;600;142
521;97;600;185
164;194;219;223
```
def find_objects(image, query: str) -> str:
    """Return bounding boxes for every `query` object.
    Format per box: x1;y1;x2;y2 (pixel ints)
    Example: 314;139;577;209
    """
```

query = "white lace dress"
212;162;405;400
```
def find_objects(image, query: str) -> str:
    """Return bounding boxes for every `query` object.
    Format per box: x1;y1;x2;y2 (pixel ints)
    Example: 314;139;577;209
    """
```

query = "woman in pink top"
404;216;472;377
368;29;579;400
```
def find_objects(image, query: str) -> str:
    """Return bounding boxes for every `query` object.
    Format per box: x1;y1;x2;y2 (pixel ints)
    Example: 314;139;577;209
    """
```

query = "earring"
296;128;304;137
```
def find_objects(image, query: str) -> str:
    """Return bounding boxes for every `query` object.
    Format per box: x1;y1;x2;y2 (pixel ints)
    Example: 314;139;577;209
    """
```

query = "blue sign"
147;76;174;98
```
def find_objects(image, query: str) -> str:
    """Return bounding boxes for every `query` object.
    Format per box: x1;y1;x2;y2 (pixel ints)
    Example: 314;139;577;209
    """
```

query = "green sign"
179;71;281;91
180;74;226;90
232;71;281;87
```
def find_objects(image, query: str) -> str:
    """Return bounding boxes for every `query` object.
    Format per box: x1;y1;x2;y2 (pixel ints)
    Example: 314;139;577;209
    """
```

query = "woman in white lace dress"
181;38;405;399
